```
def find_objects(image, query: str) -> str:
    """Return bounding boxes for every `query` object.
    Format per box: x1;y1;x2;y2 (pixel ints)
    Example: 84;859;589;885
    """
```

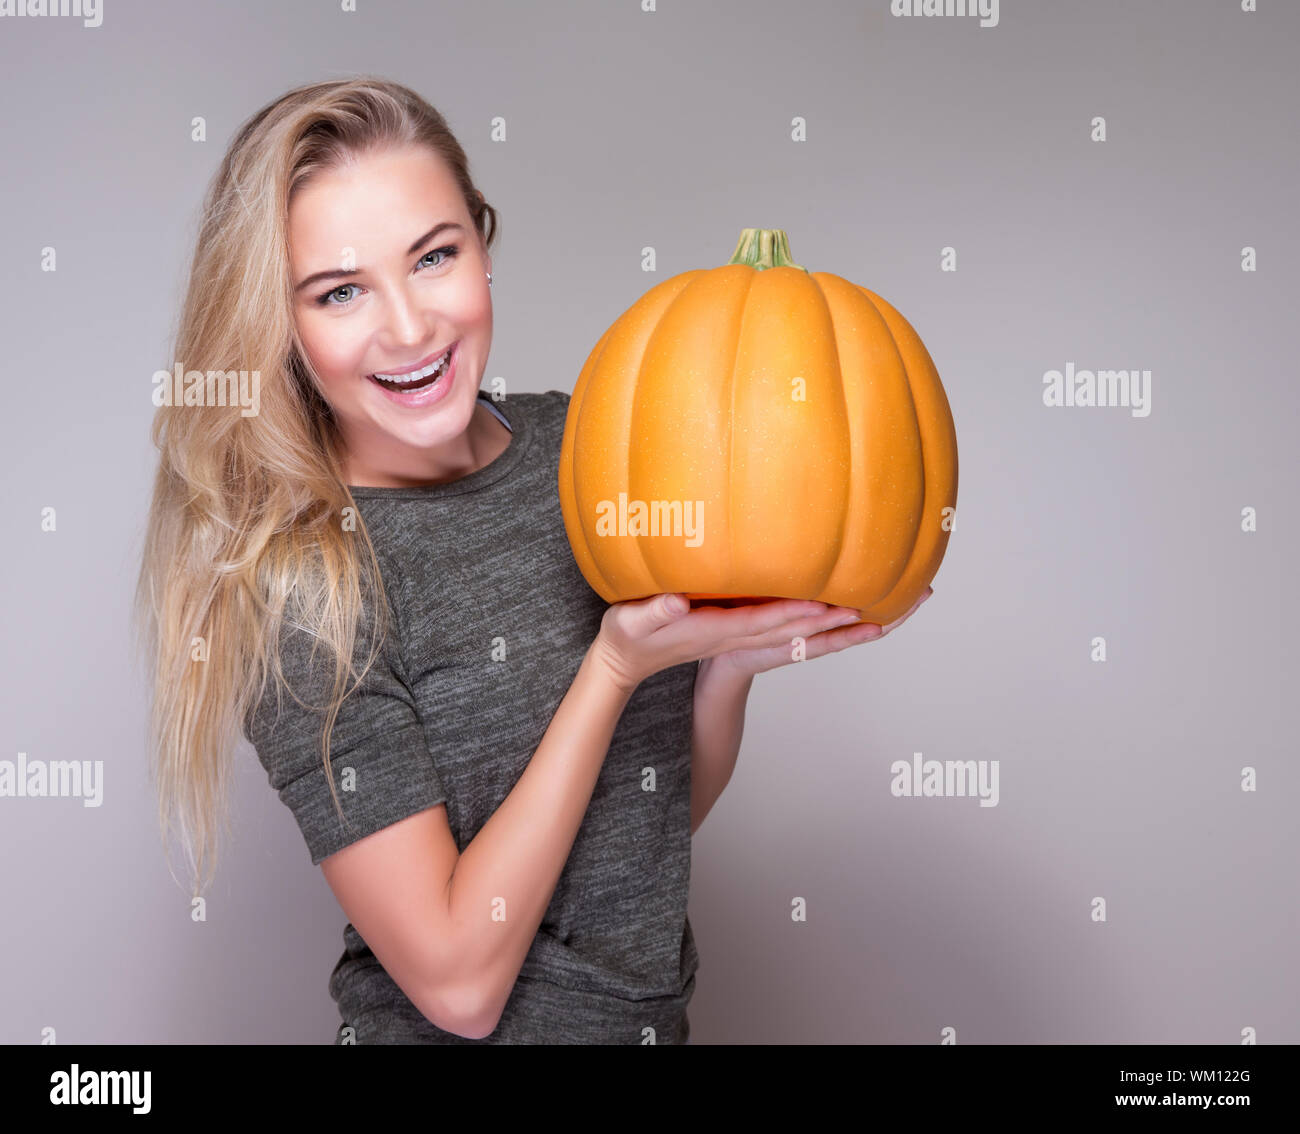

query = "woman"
134;76;929;1045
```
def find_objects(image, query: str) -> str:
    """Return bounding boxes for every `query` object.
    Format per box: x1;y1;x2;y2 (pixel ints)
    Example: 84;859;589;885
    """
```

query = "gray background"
2;0;1296;1043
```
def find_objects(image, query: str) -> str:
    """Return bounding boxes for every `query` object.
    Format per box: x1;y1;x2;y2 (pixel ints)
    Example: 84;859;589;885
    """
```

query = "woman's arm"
320;640;633;1039
451;643;634;1030
689;658;754;835
325;595;847;1038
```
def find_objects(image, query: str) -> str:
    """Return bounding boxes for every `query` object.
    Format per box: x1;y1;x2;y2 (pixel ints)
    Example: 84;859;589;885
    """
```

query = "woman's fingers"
792;587;934;656
665;597;827;647
646;586;932;662
729;617;879;674
724;586;936;673
762;585;933;645
714;602;861;653
754;606;863;648
627;592;692;634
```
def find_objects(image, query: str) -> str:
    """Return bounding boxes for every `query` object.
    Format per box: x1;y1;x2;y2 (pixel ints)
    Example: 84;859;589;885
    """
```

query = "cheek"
448;284;492;327
298;312;369;391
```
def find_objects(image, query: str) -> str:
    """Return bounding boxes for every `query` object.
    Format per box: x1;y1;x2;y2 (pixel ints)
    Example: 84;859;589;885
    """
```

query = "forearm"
447;642;632;1026
690;659;754;835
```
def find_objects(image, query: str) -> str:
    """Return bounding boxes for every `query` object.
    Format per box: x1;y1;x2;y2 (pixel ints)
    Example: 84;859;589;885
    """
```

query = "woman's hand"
701;586;934;680
591;592;875;696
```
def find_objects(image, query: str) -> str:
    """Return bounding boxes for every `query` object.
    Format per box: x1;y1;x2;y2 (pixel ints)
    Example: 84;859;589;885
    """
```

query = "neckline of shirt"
346;391;532;499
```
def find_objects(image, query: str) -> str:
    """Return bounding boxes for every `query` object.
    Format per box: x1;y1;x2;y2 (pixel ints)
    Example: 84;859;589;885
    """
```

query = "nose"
381;285;433;352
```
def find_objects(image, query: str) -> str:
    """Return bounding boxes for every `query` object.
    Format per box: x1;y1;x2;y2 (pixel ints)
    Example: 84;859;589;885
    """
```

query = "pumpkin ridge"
723;265;760;597
805;270;854;600
623;271;707;596
854;283;929;616
832;275;925;606
852;284;957;623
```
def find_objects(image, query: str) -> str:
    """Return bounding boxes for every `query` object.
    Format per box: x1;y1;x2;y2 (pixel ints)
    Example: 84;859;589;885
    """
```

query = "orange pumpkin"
558;229;957;625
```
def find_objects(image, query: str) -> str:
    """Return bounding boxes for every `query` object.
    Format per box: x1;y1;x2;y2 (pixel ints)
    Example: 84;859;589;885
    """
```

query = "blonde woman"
135;77;927;1045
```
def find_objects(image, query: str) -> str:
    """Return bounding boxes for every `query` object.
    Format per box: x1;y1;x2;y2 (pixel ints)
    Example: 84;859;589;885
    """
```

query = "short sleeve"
245;606;446;866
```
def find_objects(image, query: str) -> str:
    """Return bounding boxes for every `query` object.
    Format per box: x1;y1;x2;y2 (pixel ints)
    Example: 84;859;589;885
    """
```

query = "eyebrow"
293;221;467;294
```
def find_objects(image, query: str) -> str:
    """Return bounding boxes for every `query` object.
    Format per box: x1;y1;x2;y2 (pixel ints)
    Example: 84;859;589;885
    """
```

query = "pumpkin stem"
727;228;808;273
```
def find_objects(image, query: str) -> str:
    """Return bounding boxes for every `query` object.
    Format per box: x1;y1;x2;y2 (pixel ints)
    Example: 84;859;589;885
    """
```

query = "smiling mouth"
368;344;454;392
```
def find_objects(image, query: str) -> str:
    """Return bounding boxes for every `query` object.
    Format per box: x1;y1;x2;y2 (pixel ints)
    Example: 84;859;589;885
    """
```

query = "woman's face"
288;143;493;486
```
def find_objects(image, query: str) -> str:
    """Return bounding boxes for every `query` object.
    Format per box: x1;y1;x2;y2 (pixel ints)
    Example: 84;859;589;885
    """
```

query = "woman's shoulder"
525;389;570;410
498;388;570;441
518;388;570;415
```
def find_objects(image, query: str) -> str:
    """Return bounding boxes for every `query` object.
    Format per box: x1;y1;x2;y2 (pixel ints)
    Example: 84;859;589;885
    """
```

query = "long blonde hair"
133;77;500;898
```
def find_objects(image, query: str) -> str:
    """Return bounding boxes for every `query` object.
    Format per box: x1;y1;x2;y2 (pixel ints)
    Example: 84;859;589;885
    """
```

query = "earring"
486;271;493;287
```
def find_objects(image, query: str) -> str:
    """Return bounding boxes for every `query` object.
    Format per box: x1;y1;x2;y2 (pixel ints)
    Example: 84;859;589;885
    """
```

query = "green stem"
726;228;808;273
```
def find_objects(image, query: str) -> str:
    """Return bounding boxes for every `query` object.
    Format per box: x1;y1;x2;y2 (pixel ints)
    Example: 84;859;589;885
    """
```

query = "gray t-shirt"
244;389;699;1044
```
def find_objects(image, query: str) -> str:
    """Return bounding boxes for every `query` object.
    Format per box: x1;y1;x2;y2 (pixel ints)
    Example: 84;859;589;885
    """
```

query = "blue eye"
418;245;459;271
315;244;461;307
318;283;359;307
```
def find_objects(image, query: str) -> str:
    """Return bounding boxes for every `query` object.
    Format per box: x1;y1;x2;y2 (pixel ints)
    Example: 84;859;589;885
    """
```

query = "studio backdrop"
1;0;1295;1044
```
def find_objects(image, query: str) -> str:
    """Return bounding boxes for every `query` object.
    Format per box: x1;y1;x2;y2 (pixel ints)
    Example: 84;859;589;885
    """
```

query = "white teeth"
373;346;453;384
